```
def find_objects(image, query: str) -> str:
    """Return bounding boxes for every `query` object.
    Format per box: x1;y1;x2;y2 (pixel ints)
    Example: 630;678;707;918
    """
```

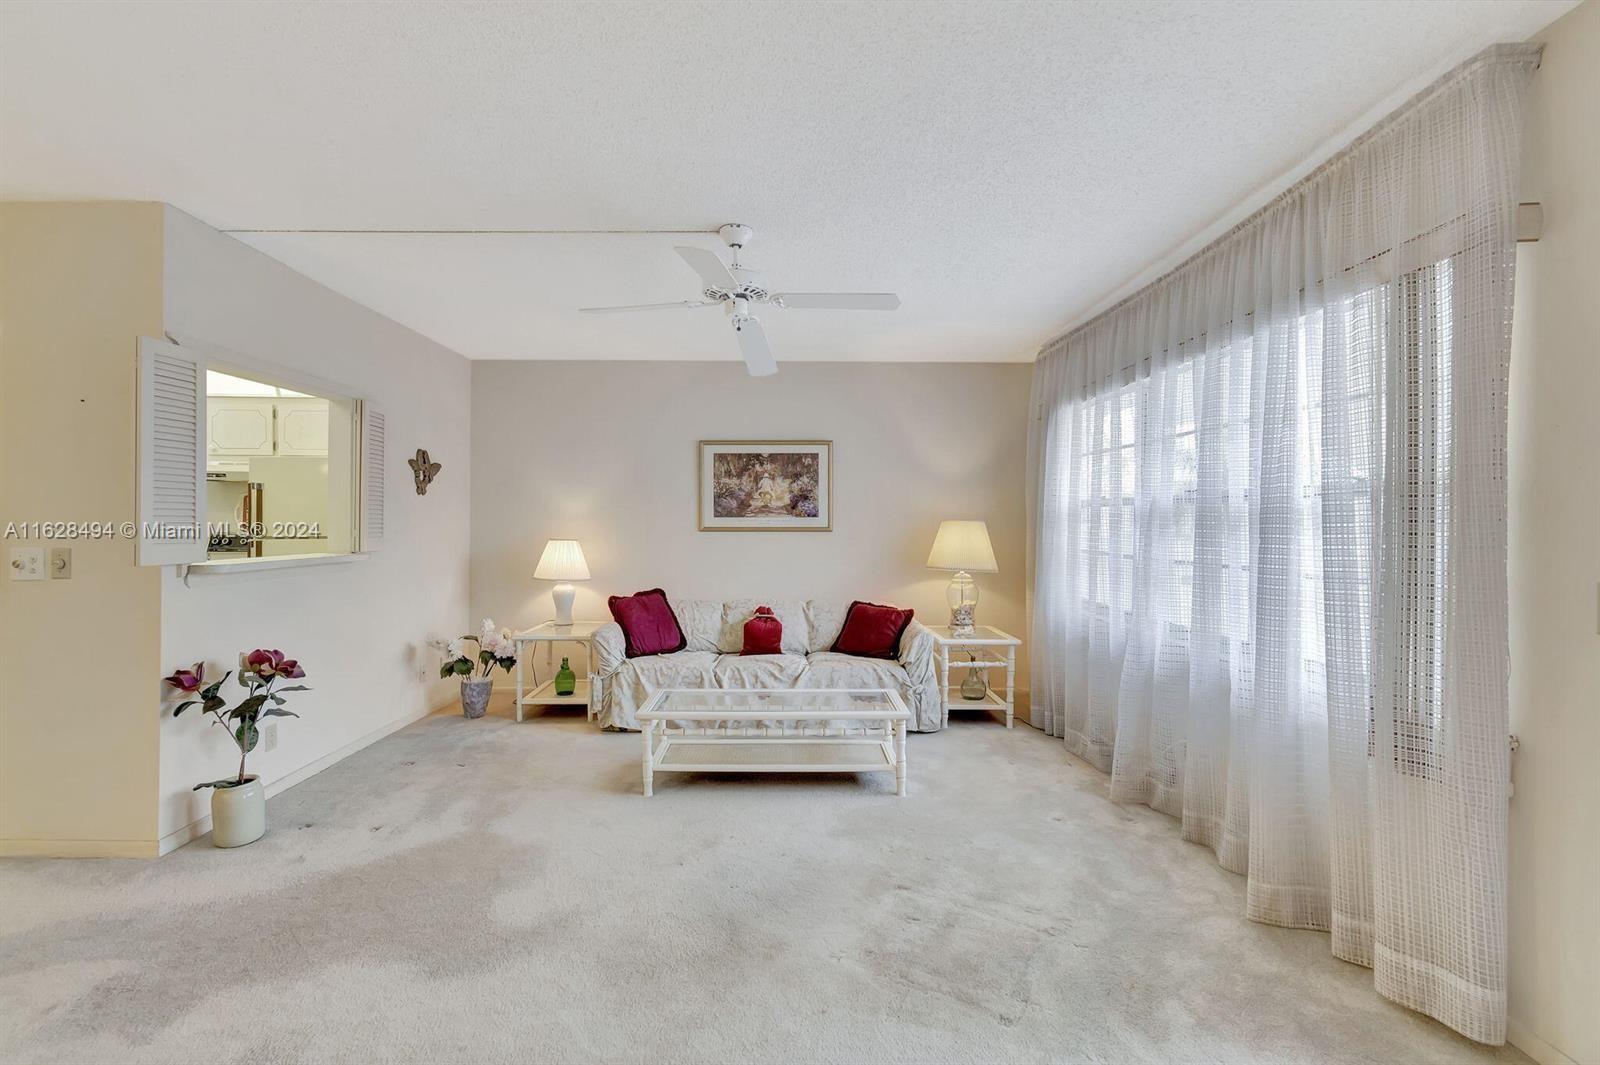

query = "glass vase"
960;654;989;700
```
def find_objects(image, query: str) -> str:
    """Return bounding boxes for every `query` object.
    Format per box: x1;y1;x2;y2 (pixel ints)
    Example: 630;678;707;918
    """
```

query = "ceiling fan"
579;223;900;377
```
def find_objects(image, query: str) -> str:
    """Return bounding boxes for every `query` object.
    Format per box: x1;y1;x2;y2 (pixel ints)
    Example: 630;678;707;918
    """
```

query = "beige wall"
157;206;472;848
469;360;1032;701
1506;3;1600;1063
0;203;474;855
0;203;165;855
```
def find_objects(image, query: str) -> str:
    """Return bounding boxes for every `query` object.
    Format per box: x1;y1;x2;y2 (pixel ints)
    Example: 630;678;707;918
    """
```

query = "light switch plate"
9;546;44;581
48;546;71;579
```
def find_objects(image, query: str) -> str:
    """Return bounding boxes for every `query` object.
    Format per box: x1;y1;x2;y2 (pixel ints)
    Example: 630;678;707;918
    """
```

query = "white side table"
512;621;605;723
927;625;1021;729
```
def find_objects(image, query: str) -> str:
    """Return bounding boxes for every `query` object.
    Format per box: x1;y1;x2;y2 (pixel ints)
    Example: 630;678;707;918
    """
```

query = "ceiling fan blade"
674;246;739;292
733;316;778;377
775;292;900;311
579;300;719;314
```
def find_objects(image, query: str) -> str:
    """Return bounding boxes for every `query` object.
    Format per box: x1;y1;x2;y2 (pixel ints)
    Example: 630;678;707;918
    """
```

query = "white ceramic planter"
211;775;266;848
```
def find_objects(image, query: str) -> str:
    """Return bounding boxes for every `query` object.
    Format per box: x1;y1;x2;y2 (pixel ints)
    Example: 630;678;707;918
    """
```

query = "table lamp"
926;520;997;637
534;539;590;626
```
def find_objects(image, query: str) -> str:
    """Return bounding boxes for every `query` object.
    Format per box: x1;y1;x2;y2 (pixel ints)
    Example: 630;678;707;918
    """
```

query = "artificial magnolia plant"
165;650;310;790
440;619;518;679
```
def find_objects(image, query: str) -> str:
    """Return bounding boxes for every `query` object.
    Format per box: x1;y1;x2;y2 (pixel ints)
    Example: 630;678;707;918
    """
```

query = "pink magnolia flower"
163;662;205;693
245;648;307;680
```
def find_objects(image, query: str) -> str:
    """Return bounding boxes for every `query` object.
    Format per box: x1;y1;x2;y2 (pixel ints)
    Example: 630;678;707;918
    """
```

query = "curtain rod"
1038;41;1543;357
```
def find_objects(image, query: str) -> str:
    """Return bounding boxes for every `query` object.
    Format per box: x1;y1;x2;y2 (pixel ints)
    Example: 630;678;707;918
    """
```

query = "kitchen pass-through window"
136;338;385;568
203;370;353;561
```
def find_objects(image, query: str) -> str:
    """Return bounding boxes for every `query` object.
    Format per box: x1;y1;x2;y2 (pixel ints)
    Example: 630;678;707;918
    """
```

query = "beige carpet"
0;703;1529;1064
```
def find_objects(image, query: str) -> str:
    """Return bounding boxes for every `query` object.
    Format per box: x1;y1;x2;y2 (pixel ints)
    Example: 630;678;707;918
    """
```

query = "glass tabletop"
925;625;1019;643
638;688;909;720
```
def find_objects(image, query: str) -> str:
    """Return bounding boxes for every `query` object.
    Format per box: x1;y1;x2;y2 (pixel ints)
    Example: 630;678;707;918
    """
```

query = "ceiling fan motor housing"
718;222;753;249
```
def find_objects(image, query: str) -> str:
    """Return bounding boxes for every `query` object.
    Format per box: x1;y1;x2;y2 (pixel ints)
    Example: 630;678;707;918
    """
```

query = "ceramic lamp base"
552;583;576;626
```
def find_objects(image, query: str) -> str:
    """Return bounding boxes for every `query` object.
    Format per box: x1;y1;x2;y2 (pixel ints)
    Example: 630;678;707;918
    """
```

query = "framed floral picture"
698;440;832;531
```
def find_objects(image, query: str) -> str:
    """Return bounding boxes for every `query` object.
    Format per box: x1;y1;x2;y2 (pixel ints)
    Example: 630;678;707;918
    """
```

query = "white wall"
469;360;1031;690
157;206;472;847
1506;3;1600;1062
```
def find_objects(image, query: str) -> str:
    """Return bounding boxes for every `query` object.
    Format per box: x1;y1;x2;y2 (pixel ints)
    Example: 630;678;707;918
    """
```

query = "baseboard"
1508;1018;1579;1065
157;698;445;856
0;837;159;859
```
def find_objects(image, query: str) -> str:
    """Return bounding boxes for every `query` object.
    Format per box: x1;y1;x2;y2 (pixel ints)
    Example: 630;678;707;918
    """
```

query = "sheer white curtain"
1026;45;1538;1044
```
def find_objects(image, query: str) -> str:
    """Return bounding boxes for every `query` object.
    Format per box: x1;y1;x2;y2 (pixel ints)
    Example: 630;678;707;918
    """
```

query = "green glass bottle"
554;656;576;697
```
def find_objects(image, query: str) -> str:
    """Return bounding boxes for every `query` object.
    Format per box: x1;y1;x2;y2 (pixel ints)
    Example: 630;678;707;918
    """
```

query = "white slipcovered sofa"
591;598;942;732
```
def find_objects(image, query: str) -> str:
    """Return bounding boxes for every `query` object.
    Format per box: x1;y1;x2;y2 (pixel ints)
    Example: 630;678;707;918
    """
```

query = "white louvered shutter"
359;403;386;550
136;337;207;566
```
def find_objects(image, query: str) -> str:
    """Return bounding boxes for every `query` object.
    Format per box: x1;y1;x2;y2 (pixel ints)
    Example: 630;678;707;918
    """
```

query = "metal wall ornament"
408;449;442;495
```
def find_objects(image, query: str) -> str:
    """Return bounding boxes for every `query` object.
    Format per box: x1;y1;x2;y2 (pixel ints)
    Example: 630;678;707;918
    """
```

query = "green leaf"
192;778;239;791
200;671;233;700
203;695;227;715
274;685;310;694
172;700;198;717
453;660;473;676
439;663;453;679
228;693;268;720
236;721;259;753
261;707;299;719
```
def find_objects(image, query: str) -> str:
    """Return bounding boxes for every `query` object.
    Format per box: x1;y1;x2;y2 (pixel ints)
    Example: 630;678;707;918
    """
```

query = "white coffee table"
636;688;910;797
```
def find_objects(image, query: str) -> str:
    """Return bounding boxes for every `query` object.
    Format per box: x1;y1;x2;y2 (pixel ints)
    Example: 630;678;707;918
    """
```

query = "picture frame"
698;440;832;532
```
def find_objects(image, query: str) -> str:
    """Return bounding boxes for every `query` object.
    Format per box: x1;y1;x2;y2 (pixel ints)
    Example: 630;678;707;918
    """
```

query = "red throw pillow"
741;606;783;656
608;588;687;658
831;600;914;660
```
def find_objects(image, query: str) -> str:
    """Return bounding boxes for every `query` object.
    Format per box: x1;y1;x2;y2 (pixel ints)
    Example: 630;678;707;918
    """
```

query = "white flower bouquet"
437;618;518;678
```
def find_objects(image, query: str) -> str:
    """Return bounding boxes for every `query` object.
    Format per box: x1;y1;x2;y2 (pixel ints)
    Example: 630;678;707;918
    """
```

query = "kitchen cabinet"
274;397;330;457
207;398;275;457
206;396;330;460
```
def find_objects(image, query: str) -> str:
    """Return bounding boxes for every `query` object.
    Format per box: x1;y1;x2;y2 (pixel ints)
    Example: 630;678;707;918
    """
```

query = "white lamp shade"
533;539;591;581
926;520;998;572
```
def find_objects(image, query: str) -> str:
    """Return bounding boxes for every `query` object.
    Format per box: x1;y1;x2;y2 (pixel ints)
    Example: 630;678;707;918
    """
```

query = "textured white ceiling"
0;0;1574;362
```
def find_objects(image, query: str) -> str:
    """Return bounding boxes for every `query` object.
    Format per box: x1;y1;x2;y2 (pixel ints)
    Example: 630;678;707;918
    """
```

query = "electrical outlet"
263;722;279;752
48;547;71;579
9;546;44;581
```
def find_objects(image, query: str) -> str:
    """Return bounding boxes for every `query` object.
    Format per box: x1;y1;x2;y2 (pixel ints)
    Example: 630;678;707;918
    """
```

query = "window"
1048;257;1452;777
135;338;385;567
203;369;353;561
1375;258;1453;778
